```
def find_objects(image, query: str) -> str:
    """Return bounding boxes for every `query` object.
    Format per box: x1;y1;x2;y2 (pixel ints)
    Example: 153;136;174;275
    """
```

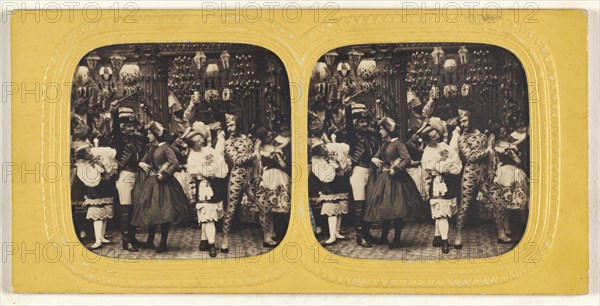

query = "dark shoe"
442;239;450;254
155;245;168;253
208;244;217;258
432;236;442;248
140;241;155;249
263;241;279;248
362;232;378;244
130;239;145;249
122;238;139;252
356;234;373;248
388;240;402;249
220;247;229;254
199;240;209;251
454;243;463;250
373;237;389;245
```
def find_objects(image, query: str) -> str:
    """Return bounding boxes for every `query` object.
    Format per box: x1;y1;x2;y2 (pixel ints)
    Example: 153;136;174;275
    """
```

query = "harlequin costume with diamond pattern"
220;113;258;252
455;110;490;248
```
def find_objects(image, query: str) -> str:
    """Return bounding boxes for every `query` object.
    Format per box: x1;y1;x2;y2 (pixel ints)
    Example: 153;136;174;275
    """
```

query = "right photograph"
307;43;530;260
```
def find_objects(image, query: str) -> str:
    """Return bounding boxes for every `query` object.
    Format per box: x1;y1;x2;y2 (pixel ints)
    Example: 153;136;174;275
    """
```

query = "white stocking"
201;223;207;241
204;222;216;244
438;218;449;240
325;216;337;243
335;215;345;238
93;220;103;244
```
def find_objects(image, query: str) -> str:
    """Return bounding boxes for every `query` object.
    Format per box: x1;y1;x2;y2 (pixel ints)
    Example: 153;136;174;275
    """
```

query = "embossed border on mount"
295;14;559;288
40;12;302;289
33;9;569;291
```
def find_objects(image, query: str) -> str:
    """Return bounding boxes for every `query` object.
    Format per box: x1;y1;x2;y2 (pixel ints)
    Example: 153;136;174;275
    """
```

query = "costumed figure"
311;140;352;246
71;141;117;250
182;123;229;257
364;117;423;249
420;126;462;254
255;127;291;247
110;103;146;252
477;123;529;244
131;121;189;253
220;113;258;253
454;109;492;249
344;102;377;248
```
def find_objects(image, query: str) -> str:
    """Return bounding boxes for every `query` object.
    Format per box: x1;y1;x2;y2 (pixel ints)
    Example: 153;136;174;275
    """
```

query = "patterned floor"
83;223;275;260
317;220;520;260
81;218;520;260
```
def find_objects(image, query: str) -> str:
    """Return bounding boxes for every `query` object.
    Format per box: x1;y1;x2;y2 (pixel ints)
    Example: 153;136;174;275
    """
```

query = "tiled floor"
85;224;275;260
83;219;521;261
317;221;519;261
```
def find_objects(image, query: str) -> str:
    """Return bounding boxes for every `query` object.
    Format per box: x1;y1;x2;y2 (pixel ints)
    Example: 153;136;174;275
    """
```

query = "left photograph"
70;43;291;259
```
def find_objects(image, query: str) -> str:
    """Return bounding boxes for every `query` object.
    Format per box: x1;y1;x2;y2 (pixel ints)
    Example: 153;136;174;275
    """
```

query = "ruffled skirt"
196;202;224;223
430;198;457;219
319;193;349;216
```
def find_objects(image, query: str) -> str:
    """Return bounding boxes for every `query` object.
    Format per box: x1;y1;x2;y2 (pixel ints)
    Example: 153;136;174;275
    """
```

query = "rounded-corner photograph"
307;43;530;260
70;42;291;260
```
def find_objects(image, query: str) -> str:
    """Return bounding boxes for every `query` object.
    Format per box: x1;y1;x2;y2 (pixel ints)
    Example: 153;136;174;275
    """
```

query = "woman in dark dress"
364;117;423;249
131;122;189;253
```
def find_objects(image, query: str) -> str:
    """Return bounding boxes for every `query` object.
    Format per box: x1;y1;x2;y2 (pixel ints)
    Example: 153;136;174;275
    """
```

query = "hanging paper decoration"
222;88;232;101
119;64;141;85
311;62;329;83
357;59;378;81
74;66;90;87
98;66;113;82
336;62;351;78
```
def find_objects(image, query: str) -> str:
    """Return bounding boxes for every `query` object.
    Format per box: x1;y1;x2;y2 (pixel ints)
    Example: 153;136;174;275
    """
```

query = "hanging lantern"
74;66;90;87
431;47;445;65
98;66;113;82
347;48;364;71
109;53;126;73
443;58;458;73
324;51;338;67
311;62;329;82
458;46;468;64
336;62;351;78
220;50;231;70
85;52;100;71
119;63;141;85
205;62;220;78
222;88;233;101
357;59;377;81
193;51;207;71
